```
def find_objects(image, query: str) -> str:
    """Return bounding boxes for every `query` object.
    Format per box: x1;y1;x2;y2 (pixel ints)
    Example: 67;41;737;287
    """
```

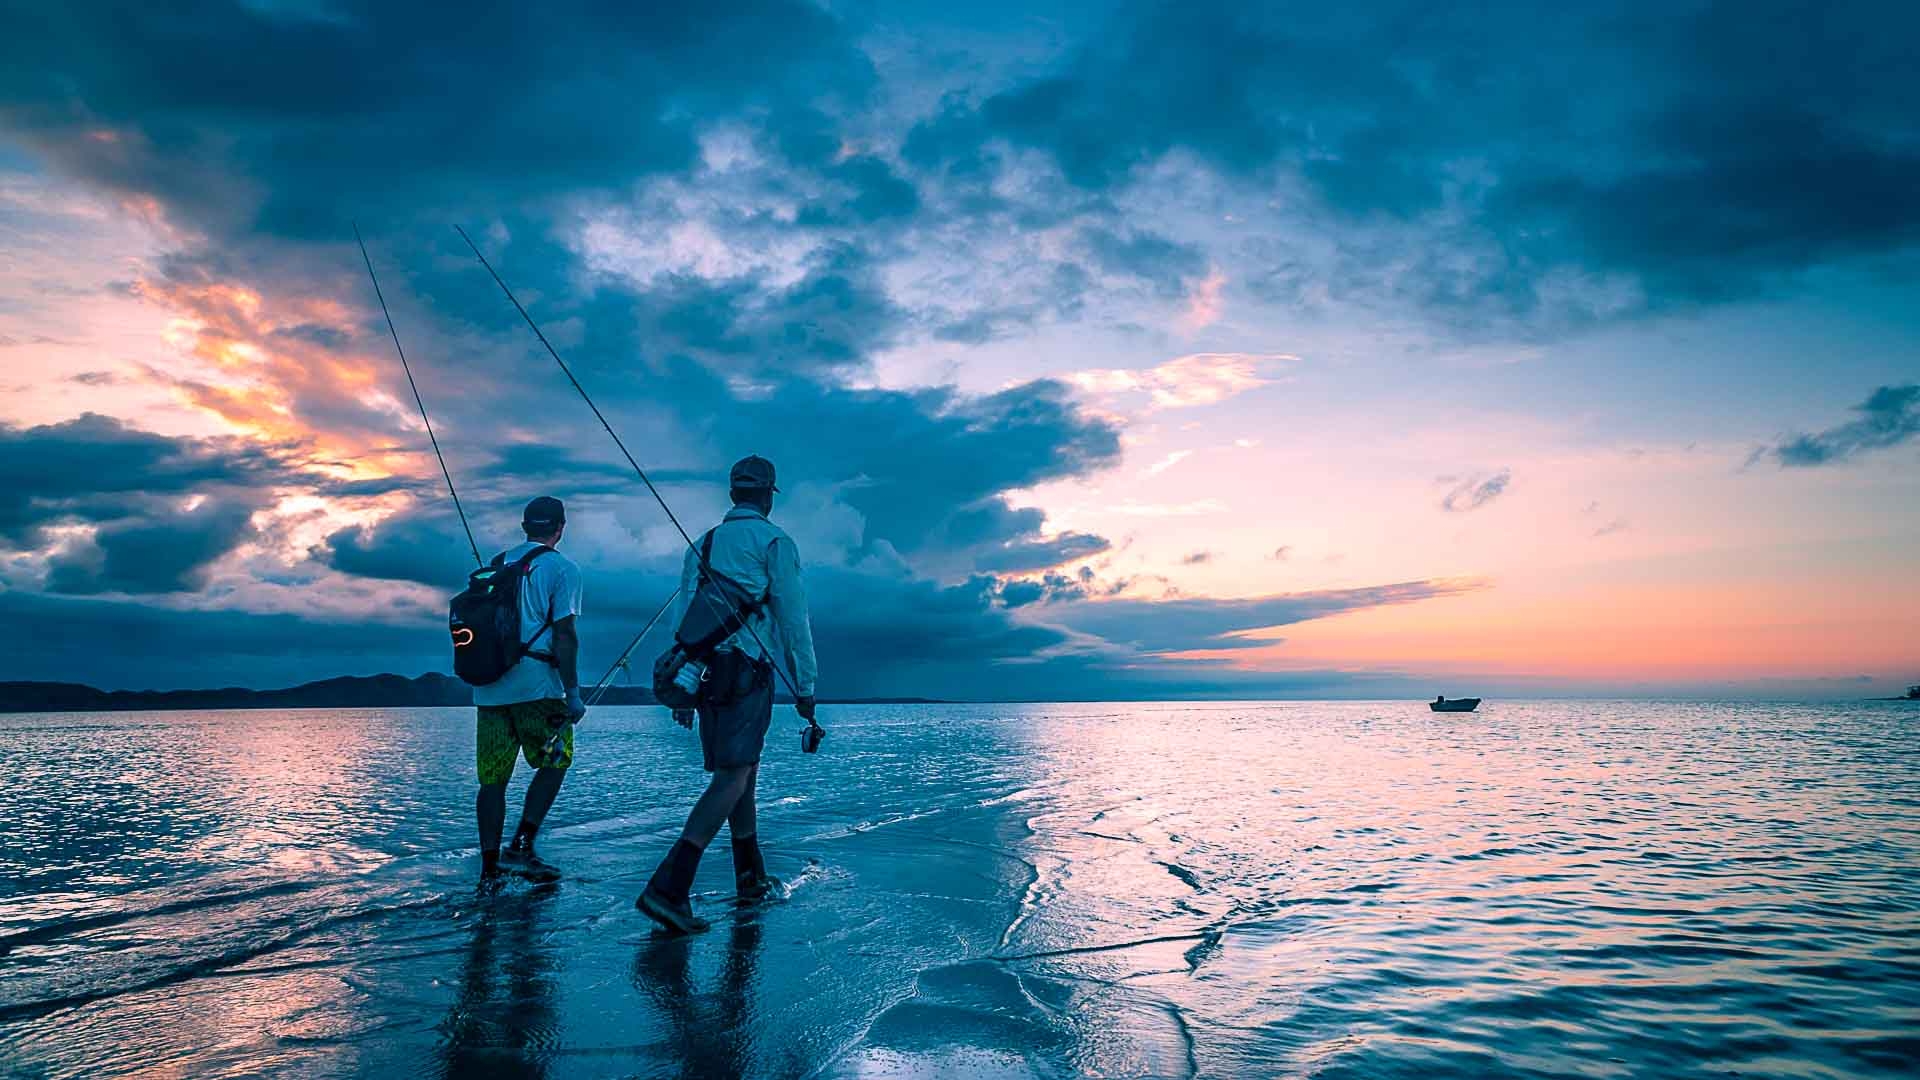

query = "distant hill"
0;674;945;713
0;673;480;713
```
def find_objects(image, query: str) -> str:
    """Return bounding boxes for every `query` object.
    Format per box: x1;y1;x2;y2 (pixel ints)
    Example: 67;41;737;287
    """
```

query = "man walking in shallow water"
470;496;587;886
637;455;819;934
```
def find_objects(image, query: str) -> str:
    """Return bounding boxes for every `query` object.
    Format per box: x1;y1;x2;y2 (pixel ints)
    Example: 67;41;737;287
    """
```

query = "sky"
0;0;1915;700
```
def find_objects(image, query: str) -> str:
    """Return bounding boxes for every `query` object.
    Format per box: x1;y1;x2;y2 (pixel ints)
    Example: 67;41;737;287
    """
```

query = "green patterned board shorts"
476;698;574;785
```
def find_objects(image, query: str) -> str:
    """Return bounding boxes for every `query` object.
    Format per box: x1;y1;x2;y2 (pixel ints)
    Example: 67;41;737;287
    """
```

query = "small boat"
1907;685;1920;700
1430;696;1481;712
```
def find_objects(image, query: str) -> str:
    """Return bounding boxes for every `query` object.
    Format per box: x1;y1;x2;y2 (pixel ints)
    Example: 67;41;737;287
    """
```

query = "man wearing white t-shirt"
471;496;585;884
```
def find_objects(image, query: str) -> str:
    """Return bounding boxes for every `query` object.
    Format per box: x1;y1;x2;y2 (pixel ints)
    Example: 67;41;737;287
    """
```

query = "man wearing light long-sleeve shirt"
637;454;820;935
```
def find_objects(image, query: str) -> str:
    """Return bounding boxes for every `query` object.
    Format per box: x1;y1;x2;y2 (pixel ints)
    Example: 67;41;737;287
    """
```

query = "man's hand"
673;708;695;730
562;686;587;723
795;695;816;722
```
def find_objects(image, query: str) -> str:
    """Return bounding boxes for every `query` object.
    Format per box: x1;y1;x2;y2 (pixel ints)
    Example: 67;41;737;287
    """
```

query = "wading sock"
648;838;706;903
481;848;501;876
509;822;537;852
730;832;766;884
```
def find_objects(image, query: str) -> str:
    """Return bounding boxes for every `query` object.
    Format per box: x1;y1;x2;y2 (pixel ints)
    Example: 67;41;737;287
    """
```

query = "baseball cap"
522;495;566;530
728;455;778;492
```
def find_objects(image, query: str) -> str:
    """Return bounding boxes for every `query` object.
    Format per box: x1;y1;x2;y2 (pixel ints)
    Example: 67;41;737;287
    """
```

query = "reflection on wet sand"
437;887;562;1080
630;913;765;1079
6;703;1917;1079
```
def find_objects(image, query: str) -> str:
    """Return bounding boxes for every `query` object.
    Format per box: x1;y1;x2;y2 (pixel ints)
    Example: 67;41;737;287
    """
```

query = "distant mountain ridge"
0;673;598;713
0;673;476;713
0;674;946;713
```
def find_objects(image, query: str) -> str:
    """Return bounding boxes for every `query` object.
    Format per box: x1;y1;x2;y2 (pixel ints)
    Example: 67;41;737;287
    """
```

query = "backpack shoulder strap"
513;545;561;664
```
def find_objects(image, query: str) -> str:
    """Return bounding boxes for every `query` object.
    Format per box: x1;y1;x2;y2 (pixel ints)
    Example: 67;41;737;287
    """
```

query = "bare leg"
726;763;759;839
476;782;507;874
679;766;755;849
513;767;567;846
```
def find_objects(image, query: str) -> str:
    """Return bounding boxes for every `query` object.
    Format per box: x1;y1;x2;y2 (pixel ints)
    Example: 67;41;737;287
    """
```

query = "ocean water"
1;701;1916;1079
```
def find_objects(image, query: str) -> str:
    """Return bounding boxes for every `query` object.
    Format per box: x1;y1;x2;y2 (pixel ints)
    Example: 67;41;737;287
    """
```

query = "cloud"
318;514;476;589
1180;551;1213;565
1591;517;1629;538
6;0;1749;700
1756;384;1920;467
0;1;877;244
1181;267;1226;330
1440;469;1512;513
1038;578;1484;655
1270;545;1291;561
602;241;905;377
906;1;1920;316
975;530;1111;573
0;412;312;545
1145;450;1191;476
0;589;448;691
1067;352;1289;411
1079;226;1206;298
45;495;261;594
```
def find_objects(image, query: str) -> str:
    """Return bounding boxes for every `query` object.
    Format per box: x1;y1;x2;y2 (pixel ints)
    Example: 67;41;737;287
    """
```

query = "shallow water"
2;701;1917;1078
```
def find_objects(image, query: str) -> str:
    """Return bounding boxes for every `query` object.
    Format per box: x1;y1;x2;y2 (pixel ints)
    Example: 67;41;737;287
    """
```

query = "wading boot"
636;838;710;935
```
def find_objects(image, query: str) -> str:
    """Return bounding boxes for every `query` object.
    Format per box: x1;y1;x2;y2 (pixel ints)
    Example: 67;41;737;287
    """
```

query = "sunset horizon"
4;4;1918;703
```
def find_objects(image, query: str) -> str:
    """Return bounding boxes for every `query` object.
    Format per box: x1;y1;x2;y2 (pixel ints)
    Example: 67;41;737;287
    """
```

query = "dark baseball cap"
522;495;566;529
728;455;778;492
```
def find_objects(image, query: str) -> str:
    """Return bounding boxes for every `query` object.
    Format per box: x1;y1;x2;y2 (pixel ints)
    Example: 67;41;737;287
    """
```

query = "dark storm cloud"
1757;384;1920;468
806;568;1067;669
0;567;1437;699
449;226;903;380
0;413;295;543
45;495;260;595
358;223;1119;558
0;590;446;691
794;155;922;227
321;370;1123;581
0;0;876;242
320;515;477;589
724;242;903;372
0;414;421;595
0;1;1497;696
837;380;1120;556
913;0;1920;307
1440;470;1511;513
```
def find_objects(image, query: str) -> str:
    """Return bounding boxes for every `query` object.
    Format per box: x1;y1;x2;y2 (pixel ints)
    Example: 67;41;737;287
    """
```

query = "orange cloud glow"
132;274;406;466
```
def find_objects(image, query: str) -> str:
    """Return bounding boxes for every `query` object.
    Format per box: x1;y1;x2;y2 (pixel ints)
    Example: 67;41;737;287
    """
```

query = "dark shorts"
698;655;773;772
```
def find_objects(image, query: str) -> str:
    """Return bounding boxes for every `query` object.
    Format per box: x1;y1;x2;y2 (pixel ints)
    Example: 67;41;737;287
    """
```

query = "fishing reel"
800;721;826;754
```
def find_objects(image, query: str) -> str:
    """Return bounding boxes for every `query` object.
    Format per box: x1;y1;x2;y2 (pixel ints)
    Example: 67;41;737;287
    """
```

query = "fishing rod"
586;589;679;708
361;227;675;733
538;587;682;759
354;224;483;567
454;225;812;713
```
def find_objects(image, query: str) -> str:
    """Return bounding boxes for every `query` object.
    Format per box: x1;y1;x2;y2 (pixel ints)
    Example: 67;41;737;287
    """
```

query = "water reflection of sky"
1;701;1917;1078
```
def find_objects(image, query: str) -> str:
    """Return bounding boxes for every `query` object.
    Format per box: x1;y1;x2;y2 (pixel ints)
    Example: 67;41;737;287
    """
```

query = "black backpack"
449;547;557;687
